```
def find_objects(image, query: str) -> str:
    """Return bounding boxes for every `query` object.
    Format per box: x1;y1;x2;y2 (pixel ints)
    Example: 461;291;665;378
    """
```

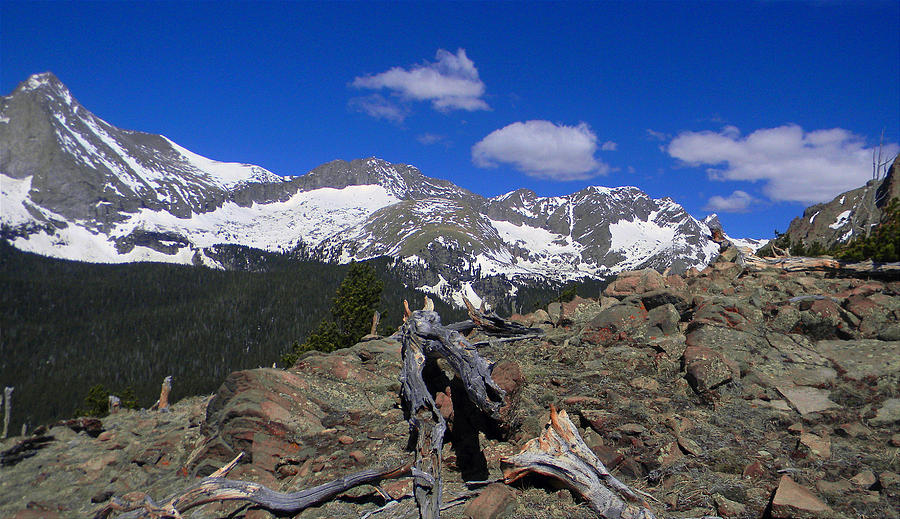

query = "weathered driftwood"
93;453;413;519
462;296;545;337
399;296;514;518
502;405;659;519
738;253;900;278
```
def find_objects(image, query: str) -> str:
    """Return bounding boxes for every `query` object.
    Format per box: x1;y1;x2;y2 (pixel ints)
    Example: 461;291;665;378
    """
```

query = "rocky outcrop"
2;251;898;518
782;153;900;250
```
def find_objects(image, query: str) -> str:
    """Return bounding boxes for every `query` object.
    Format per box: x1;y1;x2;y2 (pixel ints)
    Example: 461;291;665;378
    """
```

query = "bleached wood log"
502;405;658;519
462;296;544;338
93;453;413;519
738;253;900;277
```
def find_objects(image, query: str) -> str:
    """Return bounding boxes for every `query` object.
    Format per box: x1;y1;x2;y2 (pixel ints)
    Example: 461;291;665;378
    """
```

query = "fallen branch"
93;453;413;518
503;405;658;519
738;253;900;278
463;296;545;337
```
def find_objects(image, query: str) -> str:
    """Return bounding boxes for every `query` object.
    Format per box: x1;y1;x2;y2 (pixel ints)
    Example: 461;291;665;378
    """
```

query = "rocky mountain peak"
783;152;900;250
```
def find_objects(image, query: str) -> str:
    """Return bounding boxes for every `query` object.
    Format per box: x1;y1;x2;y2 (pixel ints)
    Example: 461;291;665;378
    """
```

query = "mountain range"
0;72;763;307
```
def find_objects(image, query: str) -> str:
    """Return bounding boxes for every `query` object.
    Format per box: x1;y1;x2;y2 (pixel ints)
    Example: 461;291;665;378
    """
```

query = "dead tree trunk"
399;297;517;518
2;387;13;440
150;376;172;412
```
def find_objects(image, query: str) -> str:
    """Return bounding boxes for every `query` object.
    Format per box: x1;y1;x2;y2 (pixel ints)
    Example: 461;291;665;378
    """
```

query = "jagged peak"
17;72;66;94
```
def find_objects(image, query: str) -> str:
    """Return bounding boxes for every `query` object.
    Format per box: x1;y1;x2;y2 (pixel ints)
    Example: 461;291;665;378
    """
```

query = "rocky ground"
1;245;898;519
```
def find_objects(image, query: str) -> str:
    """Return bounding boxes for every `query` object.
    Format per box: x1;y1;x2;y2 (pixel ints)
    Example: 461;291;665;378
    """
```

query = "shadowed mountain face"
1;72;726;307
782;154;900;250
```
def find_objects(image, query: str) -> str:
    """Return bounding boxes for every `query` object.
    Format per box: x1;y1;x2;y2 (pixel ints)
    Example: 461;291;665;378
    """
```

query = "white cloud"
600;141;618;151
704;190;757;212
472;120;611;181
417;133;445;145
348;94;408;123
667;124;899;204
352;48;488;112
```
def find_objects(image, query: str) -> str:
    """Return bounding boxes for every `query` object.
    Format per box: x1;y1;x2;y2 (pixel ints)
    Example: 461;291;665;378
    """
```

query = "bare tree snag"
108;395;121;415
2;386;12;439
502;405;659;519
150;376;172;412
370;310;381;335
398;296;539;518
94;453;413;519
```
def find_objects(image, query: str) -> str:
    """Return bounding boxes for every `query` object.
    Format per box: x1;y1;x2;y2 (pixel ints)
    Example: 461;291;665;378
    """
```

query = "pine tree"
281;262;384;365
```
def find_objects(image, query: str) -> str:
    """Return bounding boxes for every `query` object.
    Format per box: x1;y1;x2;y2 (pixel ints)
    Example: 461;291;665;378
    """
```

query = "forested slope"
0;242;463;431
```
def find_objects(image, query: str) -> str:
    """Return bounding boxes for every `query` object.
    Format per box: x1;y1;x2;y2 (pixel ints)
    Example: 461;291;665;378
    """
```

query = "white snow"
839;196;845;205
809;211;819;224
165;137;284;188
0;116;9;124
829;210;852;229
1;174;39;225
2;179;400;263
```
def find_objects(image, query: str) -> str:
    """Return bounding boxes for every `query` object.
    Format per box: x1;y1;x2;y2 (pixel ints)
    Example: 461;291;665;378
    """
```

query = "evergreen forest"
0;242;464;432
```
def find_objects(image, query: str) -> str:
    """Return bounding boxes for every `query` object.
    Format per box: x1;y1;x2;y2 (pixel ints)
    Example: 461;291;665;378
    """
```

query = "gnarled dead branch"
399;296;517;518
503;405;659;519
93;453;413;519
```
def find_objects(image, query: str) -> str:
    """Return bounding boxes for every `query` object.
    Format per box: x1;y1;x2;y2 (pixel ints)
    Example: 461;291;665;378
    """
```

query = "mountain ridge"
1;72;751;307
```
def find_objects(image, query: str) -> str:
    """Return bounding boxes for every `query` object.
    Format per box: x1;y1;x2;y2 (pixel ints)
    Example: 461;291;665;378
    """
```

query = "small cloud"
472;120;610;181
600;141;618;151
646;129;670;141
667;124;900;204
417;133;445;145
352;48;488;113
348;94;408;123
704;190;757;212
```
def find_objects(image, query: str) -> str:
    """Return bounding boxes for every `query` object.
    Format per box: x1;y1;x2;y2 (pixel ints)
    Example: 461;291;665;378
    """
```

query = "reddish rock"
603;269;666;297
849;469;877;489
591;444;624;469
657;441;683;467
845;295;880;320
491;361;524;397
382;479;412;500
770;476;832;518
348;450;366;464
464;483;517;519
434;389;454;421
337;435;354;445
683;345;735;392
714;493;746;517
742;461;767;479
816;479;853;495
579;409;617;434
799;432;831;459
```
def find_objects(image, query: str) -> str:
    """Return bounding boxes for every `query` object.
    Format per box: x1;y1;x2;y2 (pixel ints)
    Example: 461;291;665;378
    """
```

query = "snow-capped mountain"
1;73;745;308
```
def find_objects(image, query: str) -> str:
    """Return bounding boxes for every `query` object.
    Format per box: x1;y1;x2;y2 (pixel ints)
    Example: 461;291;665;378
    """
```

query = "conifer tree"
282;262;384;365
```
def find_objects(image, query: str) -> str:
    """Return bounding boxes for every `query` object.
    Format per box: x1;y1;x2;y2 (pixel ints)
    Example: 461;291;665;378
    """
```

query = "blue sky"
2;1;898;239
